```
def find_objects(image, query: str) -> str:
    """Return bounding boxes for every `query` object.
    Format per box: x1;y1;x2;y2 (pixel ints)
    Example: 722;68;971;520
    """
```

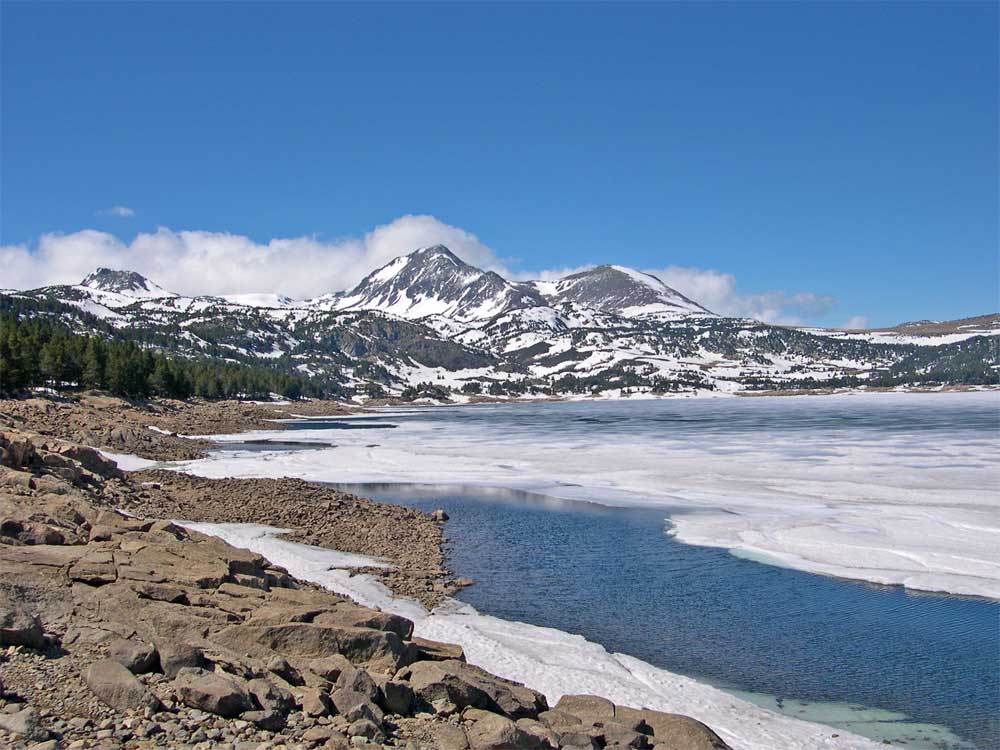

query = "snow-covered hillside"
6;246;998;399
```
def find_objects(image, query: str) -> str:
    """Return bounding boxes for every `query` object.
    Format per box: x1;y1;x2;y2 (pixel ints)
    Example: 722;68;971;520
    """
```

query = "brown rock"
431;723;471;750
84;659;162;713
615;707;731;750
403;659;547;719
536;708;582;731
335;664;379;701
313;601;414;639
173;667;254;717
0;706;48;741
410;636;465;662
157;641;207;678
246;677;295;715
307;654;352;682
299;687;334;718
465;709;538;750
330;688;384;724
553;694;616;724
108;638;159;674
0;598;44;648
370;672;414;715
213;622;411;671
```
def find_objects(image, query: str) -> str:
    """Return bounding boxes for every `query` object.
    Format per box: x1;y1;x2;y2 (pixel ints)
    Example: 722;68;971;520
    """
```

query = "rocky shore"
0;395;732;750
0;395;352;462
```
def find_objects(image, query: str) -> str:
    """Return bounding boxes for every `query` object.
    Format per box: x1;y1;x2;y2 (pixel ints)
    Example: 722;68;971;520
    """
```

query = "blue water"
271;395;1000;749
330;482;998;750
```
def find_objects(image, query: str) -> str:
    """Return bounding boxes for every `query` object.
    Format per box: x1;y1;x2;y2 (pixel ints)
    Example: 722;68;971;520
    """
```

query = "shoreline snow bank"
98;449;160;472
179;521;886;750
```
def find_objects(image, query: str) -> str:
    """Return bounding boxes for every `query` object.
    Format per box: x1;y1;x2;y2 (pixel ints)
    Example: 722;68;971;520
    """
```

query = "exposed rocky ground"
111;472;459;609
0;399;732;749
0;395;352;462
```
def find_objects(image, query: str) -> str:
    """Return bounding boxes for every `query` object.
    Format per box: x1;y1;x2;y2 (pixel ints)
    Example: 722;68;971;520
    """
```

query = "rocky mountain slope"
4;246;997;399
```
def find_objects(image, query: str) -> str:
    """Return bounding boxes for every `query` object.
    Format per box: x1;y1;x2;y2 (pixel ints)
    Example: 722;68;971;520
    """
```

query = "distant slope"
799;313;1000;346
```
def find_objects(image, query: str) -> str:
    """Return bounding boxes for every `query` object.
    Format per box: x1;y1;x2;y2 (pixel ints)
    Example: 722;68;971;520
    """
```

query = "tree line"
0;312;328;400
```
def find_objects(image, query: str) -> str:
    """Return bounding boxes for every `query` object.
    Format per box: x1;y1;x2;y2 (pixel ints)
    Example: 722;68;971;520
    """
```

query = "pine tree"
149;356;174;396
39;340;65;386
82;338;105;389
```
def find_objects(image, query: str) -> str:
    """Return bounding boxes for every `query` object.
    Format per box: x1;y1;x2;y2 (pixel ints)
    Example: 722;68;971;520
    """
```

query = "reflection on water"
329;482;998;750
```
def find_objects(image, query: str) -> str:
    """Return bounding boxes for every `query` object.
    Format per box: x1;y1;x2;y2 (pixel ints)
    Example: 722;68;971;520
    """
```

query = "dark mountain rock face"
81;268;161;295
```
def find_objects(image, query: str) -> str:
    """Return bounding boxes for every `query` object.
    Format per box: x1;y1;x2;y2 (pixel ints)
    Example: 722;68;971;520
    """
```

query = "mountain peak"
82;268;152;292
330;246;543;322
80;268;174;298
539;264;711;317
410;244;459;260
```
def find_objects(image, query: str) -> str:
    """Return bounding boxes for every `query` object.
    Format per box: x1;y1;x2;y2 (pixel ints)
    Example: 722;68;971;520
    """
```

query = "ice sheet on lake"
183;521;888;750
173;391;1000;599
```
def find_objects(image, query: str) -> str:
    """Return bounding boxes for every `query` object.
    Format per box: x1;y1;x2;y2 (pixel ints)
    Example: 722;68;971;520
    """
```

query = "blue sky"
2;1;997;326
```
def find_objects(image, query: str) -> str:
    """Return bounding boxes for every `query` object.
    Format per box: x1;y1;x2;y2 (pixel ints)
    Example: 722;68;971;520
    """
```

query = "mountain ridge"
5;245;998;399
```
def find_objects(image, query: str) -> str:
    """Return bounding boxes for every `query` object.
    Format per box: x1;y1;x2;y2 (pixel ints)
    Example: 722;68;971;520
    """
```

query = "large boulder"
172;667;254;718
307;653;352;682
214;622;411;671
313;601;414;639
553;694;616;724
0;599;45;648
464;709;542;750
298;687;334;718
615;707;731;749
595;720;649;749
402;660;547;720
84;659;162;713
410;636;465;662
331;688;384;724
108;638;159;674
246;677;295;715
335;664;379;701
371;672;414;715
0;707;48;741
56;444;122;479
157;641;207;678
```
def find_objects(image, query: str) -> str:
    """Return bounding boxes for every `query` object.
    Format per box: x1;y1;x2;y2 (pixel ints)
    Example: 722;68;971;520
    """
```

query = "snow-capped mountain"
319;245;545;322
6;246;998;399
79;268;177;301
529;265;711;318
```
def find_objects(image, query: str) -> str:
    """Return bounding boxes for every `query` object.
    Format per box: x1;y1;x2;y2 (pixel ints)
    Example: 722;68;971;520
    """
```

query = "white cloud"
1;214;853;326
0;214;505;299
97;205;136;218
645;265;839;325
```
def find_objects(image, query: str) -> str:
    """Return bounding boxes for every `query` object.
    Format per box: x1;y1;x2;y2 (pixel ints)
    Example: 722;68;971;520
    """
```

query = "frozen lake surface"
189;391;1000;597
172;391;1000;749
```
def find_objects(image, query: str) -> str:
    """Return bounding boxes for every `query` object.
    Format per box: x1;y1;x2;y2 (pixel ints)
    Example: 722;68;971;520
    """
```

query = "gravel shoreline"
0;395;355;462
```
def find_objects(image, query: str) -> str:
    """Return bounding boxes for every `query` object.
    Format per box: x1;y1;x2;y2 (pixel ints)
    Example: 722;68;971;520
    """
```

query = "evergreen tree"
149;356;174;396
82;337;106;389
39;340;66;386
